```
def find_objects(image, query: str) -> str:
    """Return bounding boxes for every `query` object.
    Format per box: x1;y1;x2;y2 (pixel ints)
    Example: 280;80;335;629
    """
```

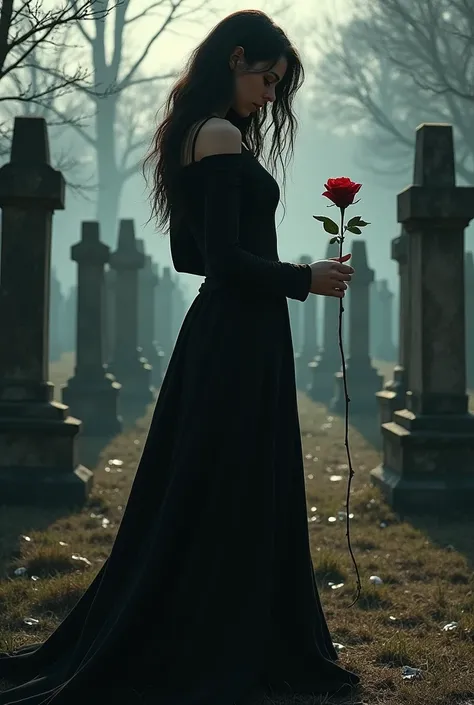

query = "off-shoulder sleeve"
200;153;312;302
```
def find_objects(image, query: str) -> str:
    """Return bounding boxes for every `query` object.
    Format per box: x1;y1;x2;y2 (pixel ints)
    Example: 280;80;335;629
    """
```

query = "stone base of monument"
0;401;92;507
109;357;154;424
308;359;339;405
331;365;384;415
61;371;123;438
370;408;474;514
376;365;407;425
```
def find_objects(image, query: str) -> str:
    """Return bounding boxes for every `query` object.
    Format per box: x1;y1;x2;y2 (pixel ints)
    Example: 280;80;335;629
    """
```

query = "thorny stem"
338;208;362;607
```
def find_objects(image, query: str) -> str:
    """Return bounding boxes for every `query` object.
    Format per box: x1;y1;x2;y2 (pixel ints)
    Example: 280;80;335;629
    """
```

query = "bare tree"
31;0;210;246
308;0;474;185
0;0;111;104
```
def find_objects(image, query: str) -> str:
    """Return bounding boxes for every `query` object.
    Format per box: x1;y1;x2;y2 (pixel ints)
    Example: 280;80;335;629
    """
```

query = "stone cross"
136;239;162;387
0;116;91;507
376;228;410;425
108;219;153;421
371;123;474;514
466;251;474;391
331;239;383;414
61;221;122;439
308;240;340;404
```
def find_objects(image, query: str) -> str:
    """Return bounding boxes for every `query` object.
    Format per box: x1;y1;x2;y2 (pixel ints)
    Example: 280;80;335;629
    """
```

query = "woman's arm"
197;119;312;302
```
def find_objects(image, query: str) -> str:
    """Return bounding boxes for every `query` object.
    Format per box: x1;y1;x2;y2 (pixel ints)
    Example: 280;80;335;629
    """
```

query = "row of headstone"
372;123;474;513
0;116;188;508
293;241;382;416
293;124;474;513
291;273;398;369
293;240;474;406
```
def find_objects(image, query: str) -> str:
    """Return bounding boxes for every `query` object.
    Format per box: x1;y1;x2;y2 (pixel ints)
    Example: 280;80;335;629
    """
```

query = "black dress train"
0;120;360;704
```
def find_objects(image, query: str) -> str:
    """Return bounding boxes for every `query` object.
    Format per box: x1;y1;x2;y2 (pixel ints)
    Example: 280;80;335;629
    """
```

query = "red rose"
322;177;362;208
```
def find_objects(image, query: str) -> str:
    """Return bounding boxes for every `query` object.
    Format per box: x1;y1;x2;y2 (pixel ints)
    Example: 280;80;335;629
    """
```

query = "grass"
0;355;473;705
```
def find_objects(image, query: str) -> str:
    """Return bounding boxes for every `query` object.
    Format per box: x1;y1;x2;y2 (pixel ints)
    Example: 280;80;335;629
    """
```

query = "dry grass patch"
0;355;473;705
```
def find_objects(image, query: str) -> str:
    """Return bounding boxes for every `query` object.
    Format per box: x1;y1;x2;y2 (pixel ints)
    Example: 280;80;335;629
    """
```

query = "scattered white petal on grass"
14;567;27;576
369;575;383;585
401;666;422;681
442;622;458;631
328;516;337;523
109;459;123;466
332;642;345;652
330;475;343;482
59;541;68;546
71;554;92;566
307;474;314;480
24;617;40;626
21;535;32;542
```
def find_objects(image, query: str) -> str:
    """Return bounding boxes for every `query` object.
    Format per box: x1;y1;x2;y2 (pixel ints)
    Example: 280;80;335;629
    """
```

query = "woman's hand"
309;253;354;298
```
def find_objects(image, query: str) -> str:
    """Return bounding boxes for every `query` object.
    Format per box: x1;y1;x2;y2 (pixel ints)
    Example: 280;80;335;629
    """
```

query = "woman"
0;9;359;705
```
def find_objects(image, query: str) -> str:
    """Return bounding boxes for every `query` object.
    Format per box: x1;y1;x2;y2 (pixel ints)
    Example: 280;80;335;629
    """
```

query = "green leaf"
347;226;362;234
313;215;339;235
347;216;362;227
329;236;339;244
357;220;371;227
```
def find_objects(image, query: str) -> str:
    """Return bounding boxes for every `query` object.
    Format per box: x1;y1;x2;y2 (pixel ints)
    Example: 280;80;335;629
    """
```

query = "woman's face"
230;49;288;118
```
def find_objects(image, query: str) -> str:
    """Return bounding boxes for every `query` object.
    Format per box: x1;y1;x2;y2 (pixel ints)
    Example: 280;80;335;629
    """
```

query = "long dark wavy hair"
143;9;304;233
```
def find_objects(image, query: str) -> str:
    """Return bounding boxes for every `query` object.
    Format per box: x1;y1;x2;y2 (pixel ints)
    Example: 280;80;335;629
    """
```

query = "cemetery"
0;116;473;704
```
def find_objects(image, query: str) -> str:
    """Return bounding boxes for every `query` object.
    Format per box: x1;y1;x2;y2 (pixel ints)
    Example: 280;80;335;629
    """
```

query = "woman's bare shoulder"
194;118;241;161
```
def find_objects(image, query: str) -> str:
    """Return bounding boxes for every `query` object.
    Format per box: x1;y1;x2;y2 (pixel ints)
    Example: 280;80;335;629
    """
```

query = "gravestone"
0;116;91;507
136;239;162;387
308;241;340;404
466;251;474;391
295;254;318;392
376;229;410;425
103;267;116;365
331;240;383;414
50;267;64;362
371;123;474;513
108;220;153;420
375;280;397;361
61;221;122;438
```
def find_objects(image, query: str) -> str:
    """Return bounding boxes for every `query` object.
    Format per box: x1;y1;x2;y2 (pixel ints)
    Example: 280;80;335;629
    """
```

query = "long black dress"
0;119;360;705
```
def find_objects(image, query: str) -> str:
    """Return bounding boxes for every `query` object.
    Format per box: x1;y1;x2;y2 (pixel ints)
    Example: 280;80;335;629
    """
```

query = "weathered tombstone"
466;251;474;391
0;116;92;507
50;266;64;362
375;280;397;361
376;229;410;425
371;123;474;513
136;239;162;387
103;267;116;364
308;241;340;403
61;221;122;439
331;240;383;414
156;266;174;370
108;220;153;420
